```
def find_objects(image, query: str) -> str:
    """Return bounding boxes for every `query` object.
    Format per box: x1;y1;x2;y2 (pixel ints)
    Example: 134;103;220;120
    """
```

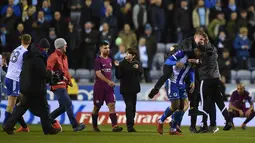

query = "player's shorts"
4;77;20;96
93;84;115;107
166;81;187;100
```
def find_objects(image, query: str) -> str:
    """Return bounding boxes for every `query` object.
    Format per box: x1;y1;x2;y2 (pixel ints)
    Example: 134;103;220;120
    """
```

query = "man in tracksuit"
115;48;143;132
190;39;233;133
47;38;85;132
3;38;61;135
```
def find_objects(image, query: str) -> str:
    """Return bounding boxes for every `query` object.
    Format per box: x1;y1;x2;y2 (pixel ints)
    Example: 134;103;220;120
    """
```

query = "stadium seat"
69;69;76;78
165;43;176;53
230;70;237;84
248;58;255;70
156;43;166;53
90;70;95;82
252;70;255;81
150;70;163;81
236;70;251;84
76;69;91;79
152;53;165;70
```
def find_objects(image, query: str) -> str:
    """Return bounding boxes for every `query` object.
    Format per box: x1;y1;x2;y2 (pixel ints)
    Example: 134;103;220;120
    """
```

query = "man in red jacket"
47;38;86;132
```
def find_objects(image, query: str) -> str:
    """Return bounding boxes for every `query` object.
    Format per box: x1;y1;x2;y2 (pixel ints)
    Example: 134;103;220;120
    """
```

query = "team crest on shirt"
173;92;178;97
96;100;100;103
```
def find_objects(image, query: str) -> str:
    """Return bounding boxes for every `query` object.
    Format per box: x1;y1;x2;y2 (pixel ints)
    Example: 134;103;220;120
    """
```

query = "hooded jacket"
20;44;52;95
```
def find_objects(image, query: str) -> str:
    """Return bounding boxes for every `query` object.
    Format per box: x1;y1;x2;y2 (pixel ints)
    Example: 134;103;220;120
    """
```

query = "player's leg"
148;65;173;98
3;78;18;124
157;83;178;134
169;99;183;135
176;98;189;133
15;94;30;132
92;86;103;131
241;109;255;130
2;96;28;135
106;87;123;132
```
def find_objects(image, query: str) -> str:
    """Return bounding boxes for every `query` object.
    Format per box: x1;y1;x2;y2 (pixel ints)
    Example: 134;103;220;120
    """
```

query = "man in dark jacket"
2;38;61;135
115;48;143;132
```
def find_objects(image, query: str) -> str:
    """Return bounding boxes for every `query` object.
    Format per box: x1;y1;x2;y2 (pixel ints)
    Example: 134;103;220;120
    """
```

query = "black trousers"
4;93;53;134
122;93;137;129
200;78;228;126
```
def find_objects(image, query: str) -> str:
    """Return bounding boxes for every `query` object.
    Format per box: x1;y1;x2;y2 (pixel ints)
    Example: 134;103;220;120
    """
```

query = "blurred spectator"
41;0;53;22
234;27;251;69
1;0;21;17
175;0;191;43
67;23;81;69
69;0;83;25
143;24;157;67
47;28;57;55
209;0;223;21
132;0;147;38
101;5;118;39
218;49;232;83
80;0;93;28
51;11;68;40
247;5;255;39
119;23;137;50
22;6;36;34
151;0;165;42
192;0;210;30
114;44;126;62
0;25;12;53
224;0;238;21
32;10;50;42
165;2;175;42
237;10;248;30
68;78;79;100
119;2;133;30
208;11;226;41
0;6;17;35
19;0;29;16
138;37;152;83
100;22;113;45
12;23;25;48
226;12;238;41
216;31;228;55
80;21;99;69
117;0;127;7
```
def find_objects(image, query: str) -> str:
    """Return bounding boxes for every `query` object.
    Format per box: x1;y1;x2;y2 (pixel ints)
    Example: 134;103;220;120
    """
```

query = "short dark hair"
99;40;110;47
127;48;137;57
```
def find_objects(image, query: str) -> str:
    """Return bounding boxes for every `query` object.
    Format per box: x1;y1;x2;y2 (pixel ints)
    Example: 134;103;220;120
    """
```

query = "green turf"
0;124;255;143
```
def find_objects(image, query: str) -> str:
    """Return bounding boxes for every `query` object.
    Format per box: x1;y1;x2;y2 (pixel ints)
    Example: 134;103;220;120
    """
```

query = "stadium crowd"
0;0;255;84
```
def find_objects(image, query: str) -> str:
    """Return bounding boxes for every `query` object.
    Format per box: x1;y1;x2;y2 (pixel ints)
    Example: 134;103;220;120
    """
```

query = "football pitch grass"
0;124;255;143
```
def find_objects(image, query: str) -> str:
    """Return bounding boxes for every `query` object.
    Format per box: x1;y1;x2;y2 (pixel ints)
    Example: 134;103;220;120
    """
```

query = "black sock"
92;114;98;128
244;112;255;124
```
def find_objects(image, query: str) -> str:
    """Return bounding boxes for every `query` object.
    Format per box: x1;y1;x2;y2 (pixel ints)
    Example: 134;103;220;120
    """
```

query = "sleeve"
94;58;101;71
229;92;236;103
47;54;57;70
246;92;252;102
164;50;185;66
132;5;139;29
115;64;121;79
34;57;48;79
188;68;195;83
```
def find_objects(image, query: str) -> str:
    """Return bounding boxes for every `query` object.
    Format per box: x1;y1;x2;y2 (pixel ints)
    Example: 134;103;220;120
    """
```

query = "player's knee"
107;103;116;112
171;101;180;111
92;106;100;114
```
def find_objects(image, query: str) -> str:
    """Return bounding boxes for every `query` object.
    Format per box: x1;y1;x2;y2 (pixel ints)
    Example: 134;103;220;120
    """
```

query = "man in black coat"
115;48;143;132
3;38;61;135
